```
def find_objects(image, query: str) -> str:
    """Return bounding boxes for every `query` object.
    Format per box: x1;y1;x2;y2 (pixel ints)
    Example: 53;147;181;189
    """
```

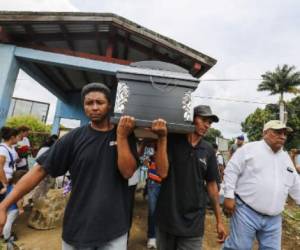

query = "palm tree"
258;64;300;100
258;64;300;122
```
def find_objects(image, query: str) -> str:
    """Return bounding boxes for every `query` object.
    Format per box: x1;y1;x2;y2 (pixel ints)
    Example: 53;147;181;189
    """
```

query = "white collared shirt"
224;140;300;216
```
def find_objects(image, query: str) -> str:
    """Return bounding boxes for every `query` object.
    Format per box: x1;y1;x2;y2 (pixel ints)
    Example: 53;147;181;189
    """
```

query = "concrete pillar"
51;94;89;134
0;44;19;127
51;115;61;135
51;100;62;135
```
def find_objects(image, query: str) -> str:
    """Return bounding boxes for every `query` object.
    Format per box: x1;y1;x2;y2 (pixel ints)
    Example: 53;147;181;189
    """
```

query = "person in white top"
0;127;20;201
212;142;225;182
15;126;31;171
223;120;300;250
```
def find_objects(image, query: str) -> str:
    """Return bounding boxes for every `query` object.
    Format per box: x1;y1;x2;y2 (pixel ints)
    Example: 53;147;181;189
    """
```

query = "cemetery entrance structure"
0;11;216;134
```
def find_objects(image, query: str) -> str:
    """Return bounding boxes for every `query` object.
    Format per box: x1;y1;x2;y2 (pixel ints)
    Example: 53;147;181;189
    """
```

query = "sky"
1;0;300;138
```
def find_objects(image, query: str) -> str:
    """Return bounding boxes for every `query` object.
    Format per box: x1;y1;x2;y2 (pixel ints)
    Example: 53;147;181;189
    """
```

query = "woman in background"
0;127;20;202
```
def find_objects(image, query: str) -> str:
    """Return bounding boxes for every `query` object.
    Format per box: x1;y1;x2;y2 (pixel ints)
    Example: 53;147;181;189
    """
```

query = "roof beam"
54;66;76;90
10;32;194;70
148;44;156;60
118;34;173;63
123;32;130;60
60;24;75;51
18;61;67;101
0;26;11;42
11;32;107;43
12;32;171;61
14;46;131;76
19;45;131;65
106;26;117;58
82;71;90;85
22;24;44;46
94;24;104;55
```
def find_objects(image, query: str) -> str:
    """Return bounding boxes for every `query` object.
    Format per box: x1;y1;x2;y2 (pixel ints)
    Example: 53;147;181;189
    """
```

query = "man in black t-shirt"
155;105;227;250
0;83;168;250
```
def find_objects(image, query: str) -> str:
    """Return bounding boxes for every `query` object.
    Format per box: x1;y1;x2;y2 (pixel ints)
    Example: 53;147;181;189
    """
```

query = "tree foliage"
5;115;51;132
204;127;222;145
258;64;300;101
242;96;300;150
241;108;273;142
285;97;300;149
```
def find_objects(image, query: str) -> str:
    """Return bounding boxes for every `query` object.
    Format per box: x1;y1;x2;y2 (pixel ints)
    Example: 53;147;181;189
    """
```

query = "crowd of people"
0;126;60;245
0;82;299;250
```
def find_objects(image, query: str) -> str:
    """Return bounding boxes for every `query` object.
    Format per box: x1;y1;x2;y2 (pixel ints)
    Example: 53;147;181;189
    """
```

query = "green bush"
5;115;51;156
5;115;51;132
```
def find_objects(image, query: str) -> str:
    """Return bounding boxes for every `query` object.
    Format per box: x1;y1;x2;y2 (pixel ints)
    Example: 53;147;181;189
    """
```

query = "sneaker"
147;238;157;249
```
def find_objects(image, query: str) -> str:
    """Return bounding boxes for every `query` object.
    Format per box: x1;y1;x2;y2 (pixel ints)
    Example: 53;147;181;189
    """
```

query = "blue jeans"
147;180;161;238
223;198;282;250
62;233;127;250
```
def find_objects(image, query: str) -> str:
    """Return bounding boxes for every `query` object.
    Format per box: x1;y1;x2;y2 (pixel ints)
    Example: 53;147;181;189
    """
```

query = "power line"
193;95;269;105
17;77;299;110
219;118;242;125
17;79;270;105
200;78;262;82
17;78;263;82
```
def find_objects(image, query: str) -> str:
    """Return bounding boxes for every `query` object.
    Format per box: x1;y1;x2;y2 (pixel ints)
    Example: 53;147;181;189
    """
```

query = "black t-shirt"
37;124;137;247
155;133;219;237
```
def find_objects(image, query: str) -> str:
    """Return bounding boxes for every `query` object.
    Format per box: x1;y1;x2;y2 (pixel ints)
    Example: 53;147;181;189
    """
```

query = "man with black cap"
0;82;167;250
223;120;300;249
155;105;227;250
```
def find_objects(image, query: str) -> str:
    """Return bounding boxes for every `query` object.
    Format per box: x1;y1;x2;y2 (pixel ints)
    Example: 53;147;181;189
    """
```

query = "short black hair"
17;125;30;133
0;127;18;141
81;83;111;104
40;134;58;148
212;142;218;150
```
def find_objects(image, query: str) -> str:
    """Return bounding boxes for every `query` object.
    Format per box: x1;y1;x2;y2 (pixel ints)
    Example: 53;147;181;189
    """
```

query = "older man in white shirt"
223;120;300;250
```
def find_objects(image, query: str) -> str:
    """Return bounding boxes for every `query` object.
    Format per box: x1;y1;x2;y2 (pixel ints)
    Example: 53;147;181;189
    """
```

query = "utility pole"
278;89;287;124
279;100;285;123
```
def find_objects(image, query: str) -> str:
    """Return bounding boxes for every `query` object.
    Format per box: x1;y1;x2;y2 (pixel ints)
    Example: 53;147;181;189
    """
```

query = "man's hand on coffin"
117;116;136;138
151;119;167;138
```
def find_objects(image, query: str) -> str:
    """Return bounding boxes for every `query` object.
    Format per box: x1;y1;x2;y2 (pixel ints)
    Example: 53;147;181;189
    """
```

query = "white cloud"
13;71;57;124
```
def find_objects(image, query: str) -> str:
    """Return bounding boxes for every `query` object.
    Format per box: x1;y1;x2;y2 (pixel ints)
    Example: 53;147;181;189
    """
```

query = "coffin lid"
117;66;199;82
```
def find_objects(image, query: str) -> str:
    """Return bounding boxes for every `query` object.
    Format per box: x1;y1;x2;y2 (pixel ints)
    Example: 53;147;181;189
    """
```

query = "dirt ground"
4;191;300;250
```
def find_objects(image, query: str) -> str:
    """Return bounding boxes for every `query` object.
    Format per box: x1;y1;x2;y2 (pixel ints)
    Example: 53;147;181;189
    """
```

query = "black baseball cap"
193;105;219;123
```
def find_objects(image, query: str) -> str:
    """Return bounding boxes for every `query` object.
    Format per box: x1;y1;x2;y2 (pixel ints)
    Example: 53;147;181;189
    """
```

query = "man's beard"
91;113;109;124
